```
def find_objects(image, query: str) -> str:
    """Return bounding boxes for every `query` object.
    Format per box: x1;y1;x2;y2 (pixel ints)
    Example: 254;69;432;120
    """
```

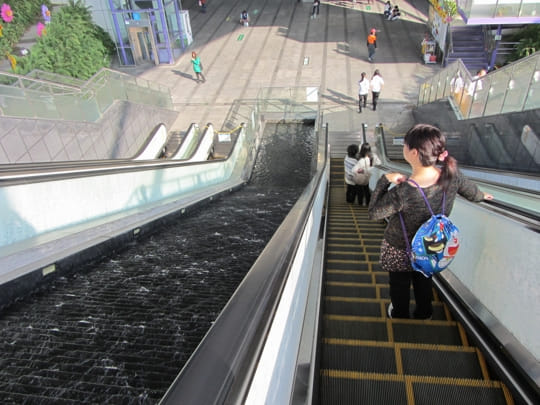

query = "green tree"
15;1;112;79
0;0;52;57
508;25;540;62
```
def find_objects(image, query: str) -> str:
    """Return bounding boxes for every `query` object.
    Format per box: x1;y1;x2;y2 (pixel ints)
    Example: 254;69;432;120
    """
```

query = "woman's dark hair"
359;142;373;165
404;124;457;190
347;144;359;157
360;72;367;82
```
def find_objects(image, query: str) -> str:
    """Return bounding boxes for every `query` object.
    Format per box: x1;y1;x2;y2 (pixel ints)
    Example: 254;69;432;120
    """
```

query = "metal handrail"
417;52;540;119
0;67;173;121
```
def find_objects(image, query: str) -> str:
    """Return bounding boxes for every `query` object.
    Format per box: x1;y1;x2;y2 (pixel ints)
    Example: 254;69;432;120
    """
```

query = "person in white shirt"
383;1;392;18
389;5;401;20
311;0;320;18
370;69;384;111
351;143;375;206
344;144;360;204
358;72;370;113
240;10;249;26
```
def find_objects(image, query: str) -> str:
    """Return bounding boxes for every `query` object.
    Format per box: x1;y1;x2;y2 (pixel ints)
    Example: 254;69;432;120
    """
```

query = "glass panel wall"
460;0;540;20
484;69;510;116
0;69;172;121
524;69;540;110
417;52;539;119
501;60;534;113
494;0;522;17
520;0;539;16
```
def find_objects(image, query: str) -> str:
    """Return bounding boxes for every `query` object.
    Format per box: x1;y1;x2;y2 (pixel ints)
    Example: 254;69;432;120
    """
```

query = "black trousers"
346;183;361;204
388;271;433;319
358;94;367;111
358;184;370;205
372;91;380;110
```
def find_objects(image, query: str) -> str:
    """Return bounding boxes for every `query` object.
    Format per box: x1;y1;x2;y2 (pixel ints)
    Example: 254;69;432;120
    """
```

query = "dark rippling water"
0;122;315;404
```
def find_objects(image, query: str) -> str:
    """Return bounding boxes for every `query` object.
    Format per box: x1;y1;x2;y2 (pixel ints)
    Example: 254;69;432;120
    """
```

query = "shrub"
507;25;540;63
0;0;52;57
14;0;113;79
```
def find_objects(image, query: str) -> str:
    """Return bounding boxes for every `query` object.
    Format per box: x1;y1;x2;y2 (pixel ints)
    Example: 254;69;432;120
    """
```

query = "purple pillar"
108;0;129;65
157;0;174;64
489;25;502;71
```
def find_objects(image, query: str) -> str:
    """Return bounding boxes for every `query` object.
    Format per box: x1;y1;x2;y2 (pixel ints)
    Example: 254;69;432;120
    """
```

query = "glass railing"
0;68;173;122
418;52;540;119
25;69;86;88
256;86;320;121
377;115;540;180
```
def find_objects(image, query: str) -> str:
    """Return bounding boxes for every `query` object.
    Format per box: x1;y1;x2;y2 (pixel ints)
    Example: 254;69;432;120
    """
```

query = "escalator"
318;158;514;404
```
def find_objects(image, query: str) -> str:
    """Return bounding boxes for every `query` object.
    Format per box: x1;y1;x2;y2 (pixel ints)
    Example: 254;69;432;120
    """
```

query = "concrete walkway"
130;0;442;156
2;0;442;157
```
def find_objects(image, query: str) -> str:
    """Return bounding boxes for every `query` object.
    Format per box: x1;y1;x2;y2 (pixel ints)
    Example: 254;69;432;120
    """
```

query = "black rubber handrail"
0;125;247;187
434;274;540;404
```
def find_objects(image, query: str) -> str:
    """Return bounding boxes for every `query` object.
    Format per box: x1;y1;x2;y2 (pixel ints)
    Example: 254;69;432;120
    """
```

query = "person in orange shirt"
367;28;377;62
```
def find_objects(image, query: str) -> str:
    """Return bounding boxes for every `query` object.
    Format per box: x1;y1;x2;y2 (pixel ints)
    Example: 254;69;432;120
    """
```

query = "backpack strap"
398;212;412;256
398;178;447;254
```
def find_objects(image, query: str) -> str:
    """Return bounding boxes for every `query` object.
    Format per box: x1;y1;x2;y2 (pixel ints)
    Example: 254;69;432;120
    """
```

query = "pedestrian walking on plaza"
240;10;250;26
358;72;370;113
367;28;377;62
311;0;320;18
370;69;384;111
383;1;392;18
199;0;207;13
190;52;206;83
388;5;401;20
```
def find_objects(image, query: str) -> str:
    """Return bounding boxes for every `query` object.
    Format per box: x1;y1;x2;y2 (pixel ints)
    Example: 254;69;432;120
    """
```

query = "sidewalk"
2;0;443;157
136;0;442;156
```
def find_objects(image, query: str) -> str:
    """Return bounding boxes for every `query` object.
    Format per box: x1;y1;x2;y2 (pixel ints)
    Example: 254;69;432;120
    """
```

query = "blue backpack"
399;179;461;277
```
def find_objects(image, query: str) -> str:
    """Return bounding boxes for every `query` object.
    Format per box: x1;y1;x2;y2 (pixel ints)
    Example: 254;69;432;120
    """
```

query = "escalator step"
401;347;485;379
323;318;388;341
326;261;371;271
392;322;463;346
326;252;371;261
326;242;362;248
326;271;373;283
322;344;397;374
412;381;509;405
324;298;381;317
320;375;408;405
325;283;377;299
324;296;449;321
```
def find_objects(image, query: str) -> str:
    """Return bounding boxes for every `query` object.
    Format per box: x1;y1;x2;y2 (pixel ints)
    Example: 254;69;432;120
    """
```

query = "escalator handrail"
434;274;540;404
0;124;246;187
375;128;540;223
159;124;329;405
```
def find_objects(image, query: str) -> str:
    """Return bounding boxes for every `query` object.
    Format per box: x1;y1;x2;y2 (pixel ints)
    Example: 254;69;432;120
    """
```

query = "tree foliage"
0;0;52;57
15;0;113;79
507;25;540;63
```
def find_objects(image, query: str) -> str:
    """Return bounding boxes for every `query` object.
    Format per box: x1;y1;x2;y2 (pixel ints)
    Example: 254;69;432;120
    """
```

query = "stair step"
319;373;510;405
322;341;486;379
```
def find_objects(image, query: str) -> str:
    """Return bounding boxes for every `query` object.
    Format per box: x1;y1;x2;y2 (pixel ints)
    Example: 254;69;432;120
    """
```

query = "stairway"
317;158;514;404
163;130;184;157
445;26;488;73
